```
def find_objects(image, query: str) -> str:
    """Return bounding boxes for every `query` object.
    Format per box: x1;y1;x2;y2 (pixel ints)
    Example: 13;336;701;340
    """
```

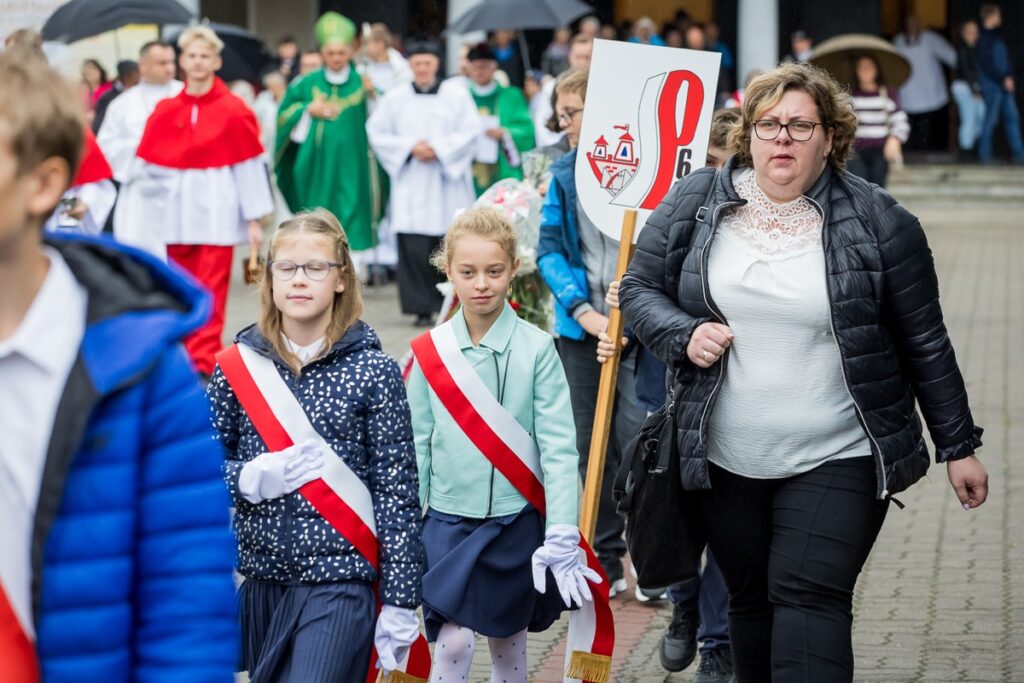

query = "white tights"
429;623;528;683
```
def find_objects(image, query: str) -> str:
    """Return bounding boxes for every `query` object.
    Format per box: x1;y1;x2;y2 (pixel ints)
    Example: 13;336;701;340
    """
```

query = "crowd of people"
0;6;999;683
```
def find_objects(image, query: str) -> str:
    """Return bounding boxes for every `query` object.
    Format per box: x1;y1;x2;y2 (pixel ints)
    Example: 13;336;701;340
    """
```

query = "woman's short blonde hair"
177;25;224;54
728;62;858;169
554;67;588;102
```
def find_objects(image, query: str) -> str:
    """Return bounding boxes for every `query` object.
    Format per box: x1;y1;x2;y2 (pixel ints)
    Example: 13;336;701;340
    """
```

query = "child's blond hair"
177;25;225;54
431;208;519;272
259;209;363;374
0;51;82;186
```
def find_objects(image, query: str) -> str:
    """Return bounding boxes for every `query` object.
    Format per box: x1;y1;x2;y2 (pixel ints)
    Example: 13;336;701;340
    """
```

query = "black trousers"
848;146;889;188
556;336;645;579
695;457;889;682
396;233;444;316
906;107;949;153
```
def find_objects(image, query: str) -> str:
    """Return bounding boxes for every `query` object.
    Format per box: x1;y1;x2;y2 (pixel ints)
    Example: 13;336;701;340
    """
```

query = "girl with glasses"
207;209;426;682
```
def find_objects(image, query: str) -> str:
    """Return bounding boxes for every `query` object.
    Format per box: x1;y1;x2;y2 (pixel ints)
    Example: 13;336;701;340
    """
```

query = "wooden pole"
580;209;638;543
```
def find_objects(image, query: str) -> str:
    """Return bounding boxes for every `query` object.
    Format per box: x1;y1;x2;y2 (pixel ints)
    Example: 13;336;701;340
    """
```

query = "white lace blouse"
706;168;870;478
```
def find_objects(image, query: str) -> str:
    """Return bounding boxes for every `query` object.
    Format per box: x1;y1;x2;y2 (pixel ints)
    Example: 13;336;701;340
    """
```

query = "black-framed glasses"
752;119;824;142
556;107;584;125
268;260;343;281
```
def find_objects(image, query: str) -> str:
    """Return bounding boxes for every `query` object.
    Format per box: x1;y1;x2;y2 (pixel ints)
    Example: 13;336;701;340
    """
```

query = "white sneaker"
634;585;669;602
608;578;629;598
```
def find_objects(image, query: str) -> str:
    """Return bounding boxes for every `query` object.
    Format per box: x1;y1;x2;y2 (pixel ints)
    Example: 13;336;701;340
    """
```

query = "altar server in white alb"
366;38;480;326
97;40;182;182
114;25;273;376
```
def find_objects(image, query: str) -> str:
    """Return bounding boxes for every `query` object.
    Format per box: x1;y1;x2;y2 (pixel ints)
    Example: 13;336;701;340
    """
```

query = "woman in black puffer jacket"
618;63;987;683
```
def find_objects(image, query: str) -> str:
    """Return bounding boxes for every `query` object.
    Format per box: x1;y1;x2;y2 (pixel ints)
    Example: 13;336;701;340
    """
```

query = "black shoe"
413;313;434;327
692;646;735;683
659;603;699;672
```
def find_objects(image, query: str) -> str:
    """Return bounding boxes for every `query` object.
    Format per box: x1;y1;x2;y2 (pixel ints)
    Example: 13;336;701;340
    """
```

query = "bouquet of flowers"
474;178;552;330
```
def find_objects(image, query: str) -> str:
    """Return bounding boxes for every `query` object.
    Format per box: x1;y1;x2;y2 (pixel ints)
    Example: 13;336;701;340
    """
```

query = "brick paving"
226;201;1023;682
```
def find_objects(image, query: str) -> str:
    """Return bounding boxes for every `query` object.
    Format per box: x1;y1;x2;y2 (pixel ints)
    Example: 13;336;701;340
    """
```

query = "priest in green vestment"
466;42;535;195
275;12;377;252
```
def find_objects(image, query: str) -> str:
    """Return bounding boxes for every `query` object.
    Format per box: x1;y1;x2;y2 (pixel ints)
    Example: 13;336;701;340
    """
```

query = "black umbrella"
447;0;593;33
168;22;274;83
42;0;193;43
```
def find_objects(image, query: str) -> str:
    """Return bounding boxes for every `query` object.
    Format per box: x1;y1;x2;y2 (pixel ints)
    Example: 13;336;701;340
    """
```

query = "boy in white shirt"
0;47;237;682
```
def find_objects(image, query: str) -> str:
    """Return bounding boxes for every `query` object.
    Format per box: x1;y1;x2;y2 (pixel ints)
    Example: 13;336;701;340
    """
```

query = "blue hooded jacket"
538;148;589;340
35;234;237;682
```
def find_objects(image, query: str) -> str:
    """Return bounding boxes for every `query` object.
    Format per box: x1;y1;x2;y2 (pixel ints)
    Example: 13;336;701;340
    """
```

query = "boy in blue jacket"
537;68;645;595
0;49;237;682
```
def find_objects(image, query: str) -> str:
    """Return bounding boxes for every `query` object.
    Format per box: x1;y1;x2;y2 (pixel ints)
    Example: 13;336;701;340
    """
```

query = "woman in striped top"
848;54;910;187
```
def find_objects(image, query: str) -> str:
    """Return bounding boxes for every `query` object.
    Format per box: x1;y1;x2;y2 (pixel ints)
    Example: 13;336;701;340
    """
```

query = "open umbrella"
809;33;912;90
167;22;274;83
448;0;592;33
42;0;193;43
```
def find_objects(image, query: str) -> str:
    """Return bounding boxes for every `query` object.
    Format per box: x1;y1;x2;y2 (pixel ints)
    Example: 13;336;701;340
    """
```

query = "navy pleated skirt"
239;578;375;683
421;505;570;641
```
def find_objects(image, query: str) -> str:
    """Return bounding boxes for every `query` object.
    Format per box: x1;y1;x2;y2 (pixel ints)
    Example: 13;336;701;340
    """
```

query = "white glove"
531;524;602;608
237;439;324;504
374;604;421;673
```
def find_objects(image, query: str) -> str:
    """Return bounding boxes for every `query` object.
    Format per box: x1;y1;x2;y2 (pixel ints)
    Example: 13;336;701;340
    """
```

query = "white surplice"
366;79;480;237
113;156;273;259
44;179;117;235
96;80;184;182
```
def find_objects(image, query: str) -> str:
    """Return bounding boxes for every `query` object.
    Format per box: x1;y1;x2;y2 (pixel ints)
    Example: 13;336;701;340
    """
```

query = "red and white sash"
0;580;38;683
411;323;615;683
216;344;431;683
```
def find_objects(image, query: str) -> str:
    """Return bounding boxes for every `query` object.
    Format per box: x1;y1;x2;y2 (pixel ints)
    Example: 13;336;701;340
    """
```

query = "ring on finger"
702;349;710;361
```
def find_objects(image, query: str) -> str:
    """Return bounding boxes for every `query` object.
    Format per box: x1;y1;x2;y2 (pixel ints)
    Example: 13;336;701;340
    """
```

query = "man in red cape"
114;25;273;376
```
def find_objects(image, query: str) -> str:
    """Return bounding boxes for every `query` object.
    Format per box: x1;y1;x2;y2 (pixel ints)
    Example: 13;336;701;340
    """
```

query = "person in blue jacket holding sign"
537;67;646;595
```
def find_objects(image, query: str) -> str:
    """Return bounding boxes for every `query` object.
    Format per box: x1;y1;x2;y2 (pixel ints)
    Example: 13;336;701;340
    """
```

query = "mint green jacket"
407;303;580;528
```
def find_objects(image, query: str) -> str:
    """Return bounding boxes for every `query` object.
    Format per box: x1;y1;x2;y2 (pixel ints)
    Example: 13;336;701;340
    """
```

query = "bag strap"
693;168;721;225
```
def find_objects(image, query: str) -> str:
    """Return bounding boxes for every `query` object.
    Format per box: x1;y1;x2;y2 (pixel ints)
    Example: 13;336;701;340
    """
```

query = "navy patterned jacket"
207;322;424;607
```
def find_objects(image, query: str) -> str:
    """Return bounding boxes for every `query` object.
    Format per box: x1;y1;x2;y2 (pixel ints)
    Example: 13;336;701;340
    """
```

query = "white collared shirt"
0;247;88;637
284;335;326;365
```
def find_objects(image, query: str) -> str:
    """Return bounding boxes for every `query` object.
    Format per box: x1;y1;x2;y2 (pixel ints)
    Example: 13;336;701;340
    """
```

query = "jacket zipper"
697;200;741;448
806;195;889;498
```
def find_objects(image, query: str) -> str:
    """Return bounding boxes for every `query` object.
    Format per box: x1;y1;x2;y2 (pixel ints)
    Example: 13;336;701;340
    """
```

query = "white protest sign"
575;40;721;241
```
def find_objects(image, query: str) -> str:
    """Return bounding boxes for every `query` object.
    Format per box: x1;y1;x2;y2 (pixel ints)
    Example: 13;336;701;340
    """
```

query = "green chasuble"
275;69;377;251
471;83;535;195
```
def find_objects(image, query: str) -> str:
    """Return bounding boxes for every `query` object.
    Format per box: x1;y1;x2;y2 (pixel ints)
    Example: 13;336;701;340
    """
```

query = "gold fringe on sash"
564;650;612;682
377;670;428;683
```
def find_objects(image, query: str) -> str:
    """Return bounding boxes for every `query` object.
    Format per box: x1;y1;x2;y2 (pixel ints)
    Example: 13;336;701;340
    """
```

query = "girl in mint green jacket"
407;208;597;683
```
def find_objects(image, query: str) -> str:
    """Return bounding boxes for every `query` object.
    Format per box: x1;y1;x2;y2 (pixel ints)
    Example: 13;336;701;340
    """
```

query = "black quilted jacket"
618;158;983;499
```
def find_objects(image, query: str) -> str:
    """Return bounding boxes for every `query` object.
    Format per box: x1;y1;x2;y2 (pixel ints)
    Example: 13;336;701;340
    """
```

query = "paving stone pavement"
226;203;1023;682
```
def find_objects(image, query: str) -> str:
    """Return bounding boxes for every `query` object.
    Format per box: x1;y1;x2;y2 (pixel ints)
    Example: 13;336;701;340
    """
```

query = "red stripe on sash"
409;333;548;517
0;584;38;683
216;345;379;569
218;345;433;681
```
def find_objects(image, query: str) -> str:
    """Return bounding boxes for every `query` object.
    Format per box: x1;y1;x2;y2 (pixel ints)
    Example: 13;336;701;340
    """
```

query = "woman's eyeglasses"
556;107;584;125
268;260;343;281
752;119;824;142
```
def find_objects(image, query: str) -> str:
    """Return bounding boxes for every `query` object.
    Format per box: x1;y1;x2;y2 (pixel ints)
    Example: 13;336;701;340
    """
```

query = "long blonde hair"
259;209;363;374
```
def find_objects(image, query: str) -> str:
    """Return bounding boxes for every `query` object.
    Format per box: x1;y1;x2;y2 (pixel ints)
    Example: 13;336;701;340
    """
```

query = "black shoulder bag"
613;383;707;590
